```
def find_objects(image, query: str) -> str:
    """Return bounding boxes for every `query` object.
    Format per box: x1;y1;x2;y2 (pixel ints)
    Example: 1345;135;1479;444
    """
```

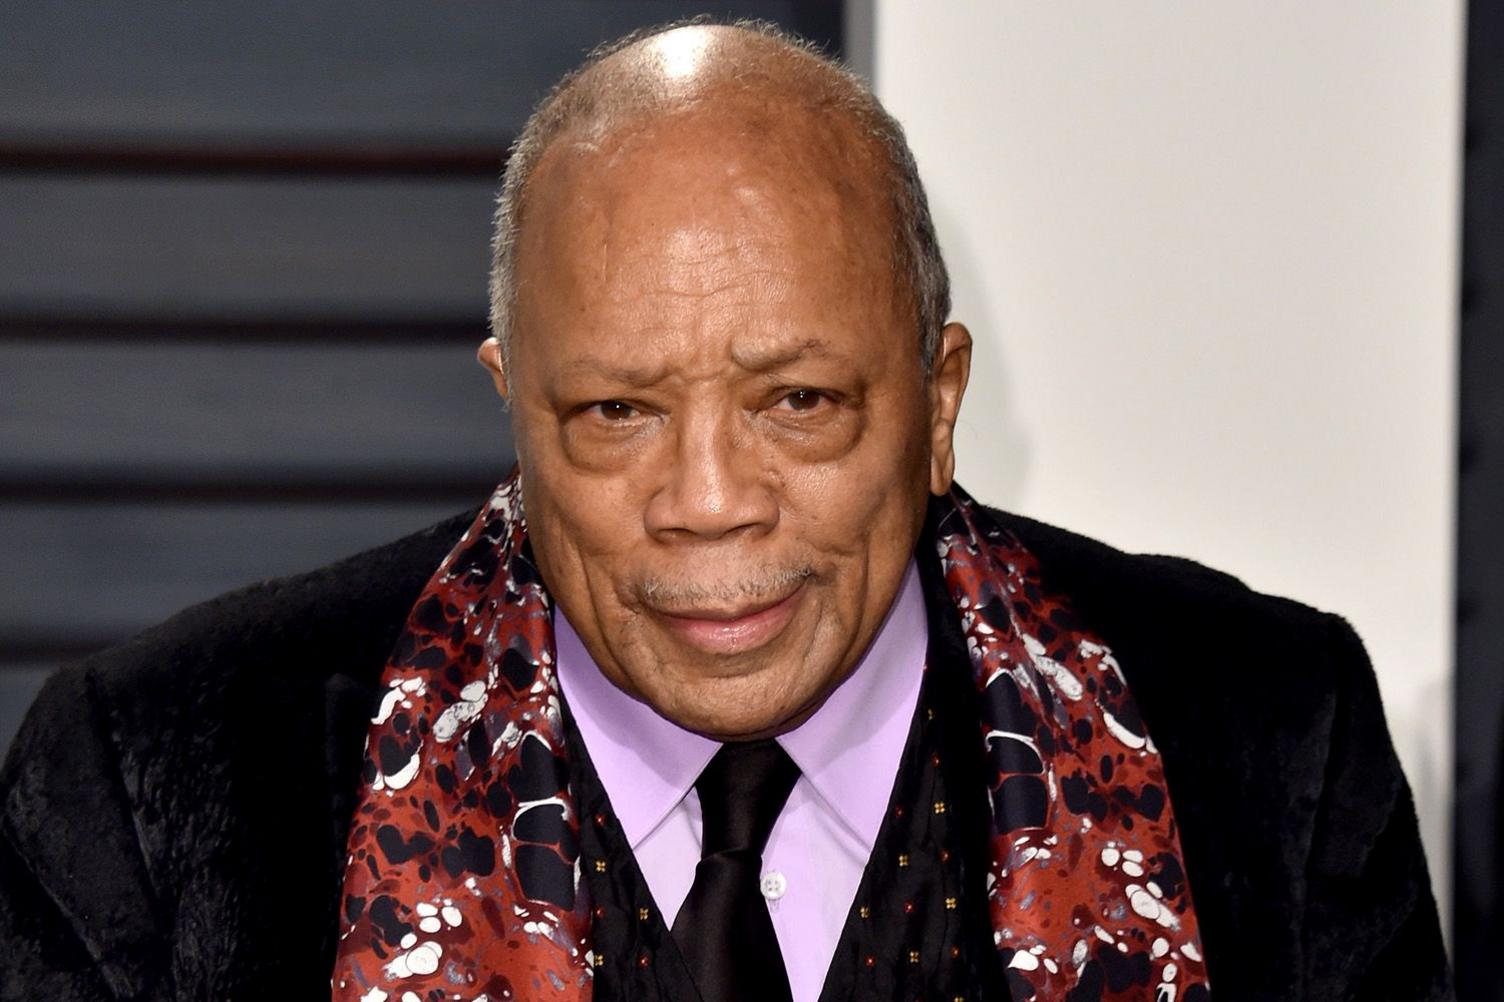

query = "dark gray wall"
0;2;846;752
1457;0;1504;994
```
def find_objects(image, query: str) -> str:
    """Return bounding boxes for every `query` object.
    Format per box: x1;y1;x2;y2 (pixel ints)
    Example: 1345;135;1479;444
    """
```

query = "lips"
652;583;806;655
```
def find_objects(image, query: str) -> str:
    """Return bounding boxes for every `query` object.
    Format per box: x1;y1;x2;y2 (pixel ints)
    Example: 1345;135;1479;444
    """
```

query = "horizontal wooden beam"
0;467;499;504
0;141;510;178
0;633;120;665
0;315;486;344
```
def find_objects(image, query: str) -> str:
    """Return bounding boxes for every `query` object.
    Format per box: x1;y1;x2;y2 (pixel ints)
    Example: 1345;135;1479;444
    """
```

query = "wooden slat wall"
0;176;496;316
1;502;477;648
1;342;508;473
1456;0;1504;990
0;1;844;753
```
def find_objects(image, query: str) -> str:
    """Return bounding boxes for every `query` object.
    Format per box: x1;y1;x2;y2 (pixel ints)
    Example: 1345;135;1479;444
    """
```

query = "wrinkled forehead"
514;99;900;316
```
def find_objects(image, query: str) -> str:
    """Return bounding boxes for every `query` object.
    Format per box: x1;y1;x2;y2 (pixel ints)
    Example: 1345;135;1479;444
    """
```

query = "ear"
476;336;510;402
927;322;972;495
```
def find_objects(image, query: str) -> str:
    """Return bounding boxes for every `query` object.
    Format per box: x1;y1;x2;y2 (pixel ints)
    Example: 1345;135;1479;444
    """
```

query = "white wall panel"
873;1;1463;922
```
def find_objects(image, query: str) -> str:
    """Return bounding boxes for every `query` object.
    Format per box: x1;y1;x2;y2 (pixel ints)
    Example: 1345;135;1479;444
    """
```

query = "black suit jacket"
0;503;1452;1000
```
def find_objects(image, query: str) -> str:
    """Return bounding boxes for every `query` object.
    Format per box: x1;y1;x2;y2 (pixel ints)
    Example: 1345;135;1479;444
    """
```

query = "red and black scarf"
331;471;1210;1000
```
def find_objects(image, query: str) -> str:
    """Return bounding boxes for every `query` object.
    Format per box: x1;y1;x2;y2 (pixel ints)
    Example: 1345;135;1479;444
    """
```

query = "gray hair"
487;18;951;380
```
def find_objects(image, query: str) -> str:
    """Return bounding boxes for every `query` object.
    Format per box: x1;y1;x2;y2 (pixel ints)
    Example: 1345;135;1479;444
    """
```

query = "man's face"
488;106;968;740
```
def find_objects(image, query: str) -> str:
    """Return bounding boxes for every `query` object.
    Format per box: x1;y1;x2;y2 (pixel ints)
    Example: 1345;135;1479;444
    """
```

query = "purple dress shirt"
555;560;927;1002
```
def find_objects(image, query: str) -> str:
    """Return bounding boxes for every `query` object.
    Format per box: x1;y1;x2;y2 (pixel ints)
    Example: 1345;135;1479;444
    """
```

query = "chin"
667;703;798;742
640;664;818;741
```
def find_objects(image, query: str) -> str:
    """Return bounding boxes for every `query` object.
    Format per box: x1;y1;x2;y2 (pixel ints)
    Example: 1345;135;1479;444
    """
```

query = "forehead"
514;102;900;326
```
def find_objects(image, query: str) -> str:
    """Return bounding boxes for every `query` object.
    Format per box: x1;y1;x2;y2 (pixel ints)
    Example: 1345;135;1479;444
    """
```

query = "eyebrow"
729;338;836;372
558;358;669;387
558;338;839;386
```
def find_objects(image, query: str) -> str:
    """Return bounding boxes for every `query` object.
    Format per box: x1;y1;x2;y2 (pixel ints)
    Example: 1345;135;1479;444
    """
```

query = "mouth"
650;582;807;656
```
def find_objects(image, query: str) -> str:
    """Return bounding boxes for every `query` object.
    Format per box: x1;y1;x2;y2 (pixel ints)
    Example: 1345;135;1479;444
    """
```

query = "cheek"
517;414;647;537
558;418;661;474
759;407;865;466
777;422;930;606
781;399;930;522
518;454;649;615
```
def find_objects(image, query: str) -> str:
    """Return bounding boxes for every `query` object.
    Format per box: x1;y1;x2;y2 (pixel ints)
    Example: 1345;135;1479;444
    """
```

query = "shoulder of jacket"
0;507;479;997
2;503;480;811
75;504;476;692
989;504;1338;629
978;503;1359;707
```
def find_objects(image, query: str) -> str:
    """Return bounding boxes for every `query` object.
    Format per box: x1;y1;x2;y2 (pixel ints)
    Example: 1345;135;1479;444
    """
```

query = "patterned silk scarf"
331;471;1210;1001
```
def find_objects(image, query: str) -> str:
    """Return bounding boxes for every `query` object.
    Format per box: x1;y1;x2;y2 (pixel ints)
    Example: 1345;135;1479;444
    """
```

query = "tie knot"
694;739;801;858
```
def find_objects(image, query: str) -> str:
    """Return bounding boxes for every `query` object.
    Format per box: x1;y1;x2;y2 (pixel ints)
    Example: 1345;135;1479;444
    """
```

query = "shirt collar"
554;558;927;853
774;559;927;848
554;612;719;849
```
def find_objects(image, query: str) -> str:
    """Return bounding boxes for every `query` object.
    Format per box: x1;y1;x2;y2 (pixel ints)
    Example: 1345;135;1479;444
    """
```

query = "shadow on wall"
930;202;1033;511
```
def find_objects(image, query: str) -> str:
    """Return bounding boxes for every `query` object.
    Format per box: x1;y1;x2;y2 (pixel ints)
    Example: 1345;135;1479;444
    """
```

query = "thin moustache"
636;566;814;620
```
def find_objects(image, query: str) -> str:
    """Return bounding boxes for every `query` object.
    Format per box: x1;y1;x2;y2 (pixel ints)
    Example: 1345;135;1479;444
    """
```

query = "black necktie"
671;739;801;1002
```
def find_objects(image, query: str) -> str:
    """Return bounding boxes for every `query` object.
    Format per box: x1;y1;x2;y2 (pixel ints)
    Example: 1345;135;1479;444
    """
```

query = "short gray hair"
487;19;951;379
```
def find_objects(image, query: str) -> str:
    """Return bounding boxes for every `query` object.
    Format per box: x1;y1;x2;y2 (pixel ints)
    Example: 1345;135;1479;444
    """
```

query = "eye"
587;400;639;421
776;388;827;412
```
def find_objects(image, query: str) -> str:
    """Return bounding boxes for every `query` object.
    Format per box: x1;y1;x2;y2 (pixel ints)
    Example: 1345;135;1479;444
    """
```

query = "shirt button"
760;871;788;900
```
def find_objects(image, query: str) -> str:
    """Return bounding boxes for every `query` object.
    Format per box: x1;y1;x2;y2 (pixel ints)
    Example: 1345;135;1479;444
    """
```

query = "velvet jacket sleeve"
1300;614;1452;1000
994;508;1453;1000
0;510;470;1002
0;663;158;1001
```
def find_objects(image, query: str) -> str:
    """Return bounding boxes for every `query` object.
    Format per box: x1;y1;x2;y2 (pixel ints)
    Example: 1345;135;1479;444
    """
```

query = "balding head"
475;20;973;740
487;21;950;382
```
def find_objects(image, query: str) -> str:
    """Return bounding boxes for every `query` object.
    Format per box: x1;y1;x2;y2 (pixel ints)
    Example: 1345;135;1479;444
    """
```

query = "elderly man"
0;21;1449;1002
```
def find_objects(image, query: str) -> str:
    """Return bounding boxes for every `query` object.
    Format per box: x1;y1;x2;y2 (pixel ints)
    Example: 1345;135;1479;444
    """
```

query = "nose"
643;409;778;542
